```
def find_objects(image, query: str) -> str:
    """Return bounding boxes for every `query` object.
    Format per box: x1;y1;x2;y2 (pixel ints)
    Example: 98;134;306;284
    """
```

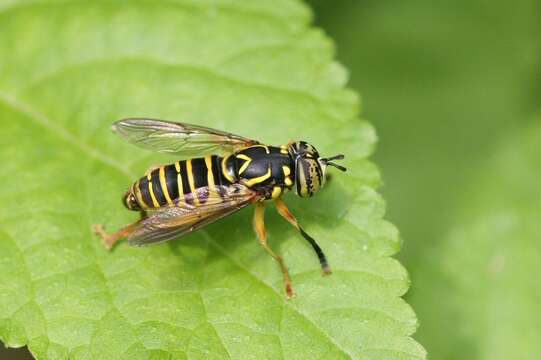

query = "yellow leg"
253;202;295;299
275;198;331;275
92;220;139;250
93;211;147;250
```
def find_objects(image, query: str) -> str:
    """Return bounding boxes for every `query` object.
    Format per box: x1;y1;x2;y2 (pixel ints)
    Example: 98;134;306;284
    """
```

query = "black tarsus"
299;226;331;274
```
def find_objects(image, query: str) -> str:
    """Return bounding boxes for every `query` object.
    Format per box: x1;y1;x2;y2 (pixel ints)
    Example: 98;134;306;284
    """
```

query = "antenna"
321;154;346;172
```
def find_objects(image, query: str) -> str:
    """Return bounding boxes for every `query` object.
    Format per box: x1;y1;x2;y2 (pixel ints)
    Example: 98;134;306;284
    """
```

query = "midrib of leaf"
0;91;134;178
0;91;355;359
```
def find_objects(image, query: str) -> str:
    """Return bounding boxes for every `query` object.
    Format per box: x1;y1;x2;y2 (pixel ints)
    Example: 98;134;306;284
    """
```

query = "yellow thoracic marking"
186;159;199;205
221;155;235;183
250;144;270;154
159;166;173;204
175;161;181;172
236;154;252;175
205;156;216;191
271;186;282;199
148;176;160;208
134;181;147;208
282;165;291;176
280;145;288;154
285;176;293;187
244;166;272;187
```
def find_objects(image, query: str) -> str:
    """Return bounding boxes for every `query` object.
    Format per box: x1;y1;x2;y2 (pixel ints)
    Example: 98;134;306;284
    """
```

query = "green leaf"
0;1;425;359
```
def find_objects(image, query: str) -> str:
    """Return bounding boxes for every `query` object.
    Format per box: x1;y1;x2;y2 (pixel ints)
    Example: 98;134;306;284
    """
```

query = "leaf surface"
0;1;425;359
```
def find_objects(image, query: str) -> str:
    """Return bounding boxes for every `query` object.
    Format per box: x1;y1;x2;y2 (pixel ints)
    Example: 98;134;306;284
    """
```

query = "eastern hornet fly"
93;118;346;298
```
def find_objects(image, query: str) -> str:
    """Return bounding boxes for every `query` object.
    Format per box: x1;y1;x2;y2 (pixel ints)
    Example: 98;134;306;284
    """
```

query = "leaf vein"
0;92;134;178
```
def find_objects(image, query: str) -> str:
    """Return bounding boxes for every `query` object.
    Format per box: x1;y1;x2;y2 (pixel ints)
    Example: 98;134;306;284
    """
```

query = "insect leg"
253;202;295;299
92;220;141;251
274;198;331;275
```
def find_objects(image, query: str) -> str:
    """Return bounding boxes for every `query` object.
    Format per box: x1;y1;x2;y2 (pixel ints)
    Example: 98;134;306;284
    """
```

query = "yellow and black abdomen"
127;155;233;211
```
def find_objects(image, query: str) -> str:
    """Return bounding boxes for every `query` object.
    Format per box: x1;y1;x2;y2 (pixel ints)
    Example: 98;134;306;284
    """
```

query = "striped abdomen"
129;155;232;210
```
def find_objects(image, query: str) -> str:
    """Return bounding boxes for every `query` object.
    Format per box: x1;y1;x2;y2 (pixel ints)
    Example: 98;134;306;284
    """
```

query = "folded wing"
128;184;261;246
113;118;259;156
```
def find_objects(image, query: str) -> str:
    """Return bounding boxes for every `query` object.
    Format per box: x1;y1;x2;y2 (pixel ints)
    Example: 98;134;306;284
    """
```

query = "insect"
93;118;346;298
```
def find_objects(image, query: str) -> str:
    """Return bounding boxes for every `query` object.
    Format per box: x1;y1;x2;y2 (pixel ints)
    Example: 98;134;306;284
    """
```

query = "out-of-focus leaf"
309;0;540;357
423;122;541;359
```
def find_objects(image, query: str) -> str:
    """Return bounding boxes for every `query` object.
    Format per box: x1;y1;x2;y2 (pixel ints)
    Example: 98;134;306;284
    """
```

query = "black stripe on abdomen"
212;155;224;186
178;161;191;196
150;169;167;206
191;158;209;189
164;164;179;201
138;176;152;208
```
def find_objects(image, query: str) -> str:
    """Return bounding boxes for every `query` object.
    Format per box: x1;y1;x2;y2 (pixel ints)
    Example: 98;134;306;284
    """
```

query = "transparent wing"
128;184;262;247
113;118;259;156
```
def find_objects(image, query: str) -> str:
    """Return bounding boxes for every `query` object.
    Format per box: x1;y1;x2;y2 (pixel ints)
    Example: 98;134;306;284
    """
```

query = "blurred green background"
309;0;540;359
3;0;540;358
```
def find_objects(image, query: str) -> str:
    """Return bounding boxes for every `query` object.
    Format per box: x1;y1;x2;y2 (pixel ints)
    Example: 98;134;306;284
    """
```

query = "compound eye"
295;158;324;197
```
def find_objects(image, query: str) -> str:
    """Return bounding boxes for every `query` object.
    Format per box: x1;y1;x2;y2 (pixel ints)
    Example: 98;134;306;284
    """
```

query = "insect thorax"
226;144;295;199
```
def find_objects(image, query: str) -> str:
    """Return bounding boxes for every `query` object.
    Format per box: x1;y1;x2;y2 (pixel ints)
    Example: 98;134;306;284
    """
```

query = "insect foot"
322;265;332;276
285;283;296;300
